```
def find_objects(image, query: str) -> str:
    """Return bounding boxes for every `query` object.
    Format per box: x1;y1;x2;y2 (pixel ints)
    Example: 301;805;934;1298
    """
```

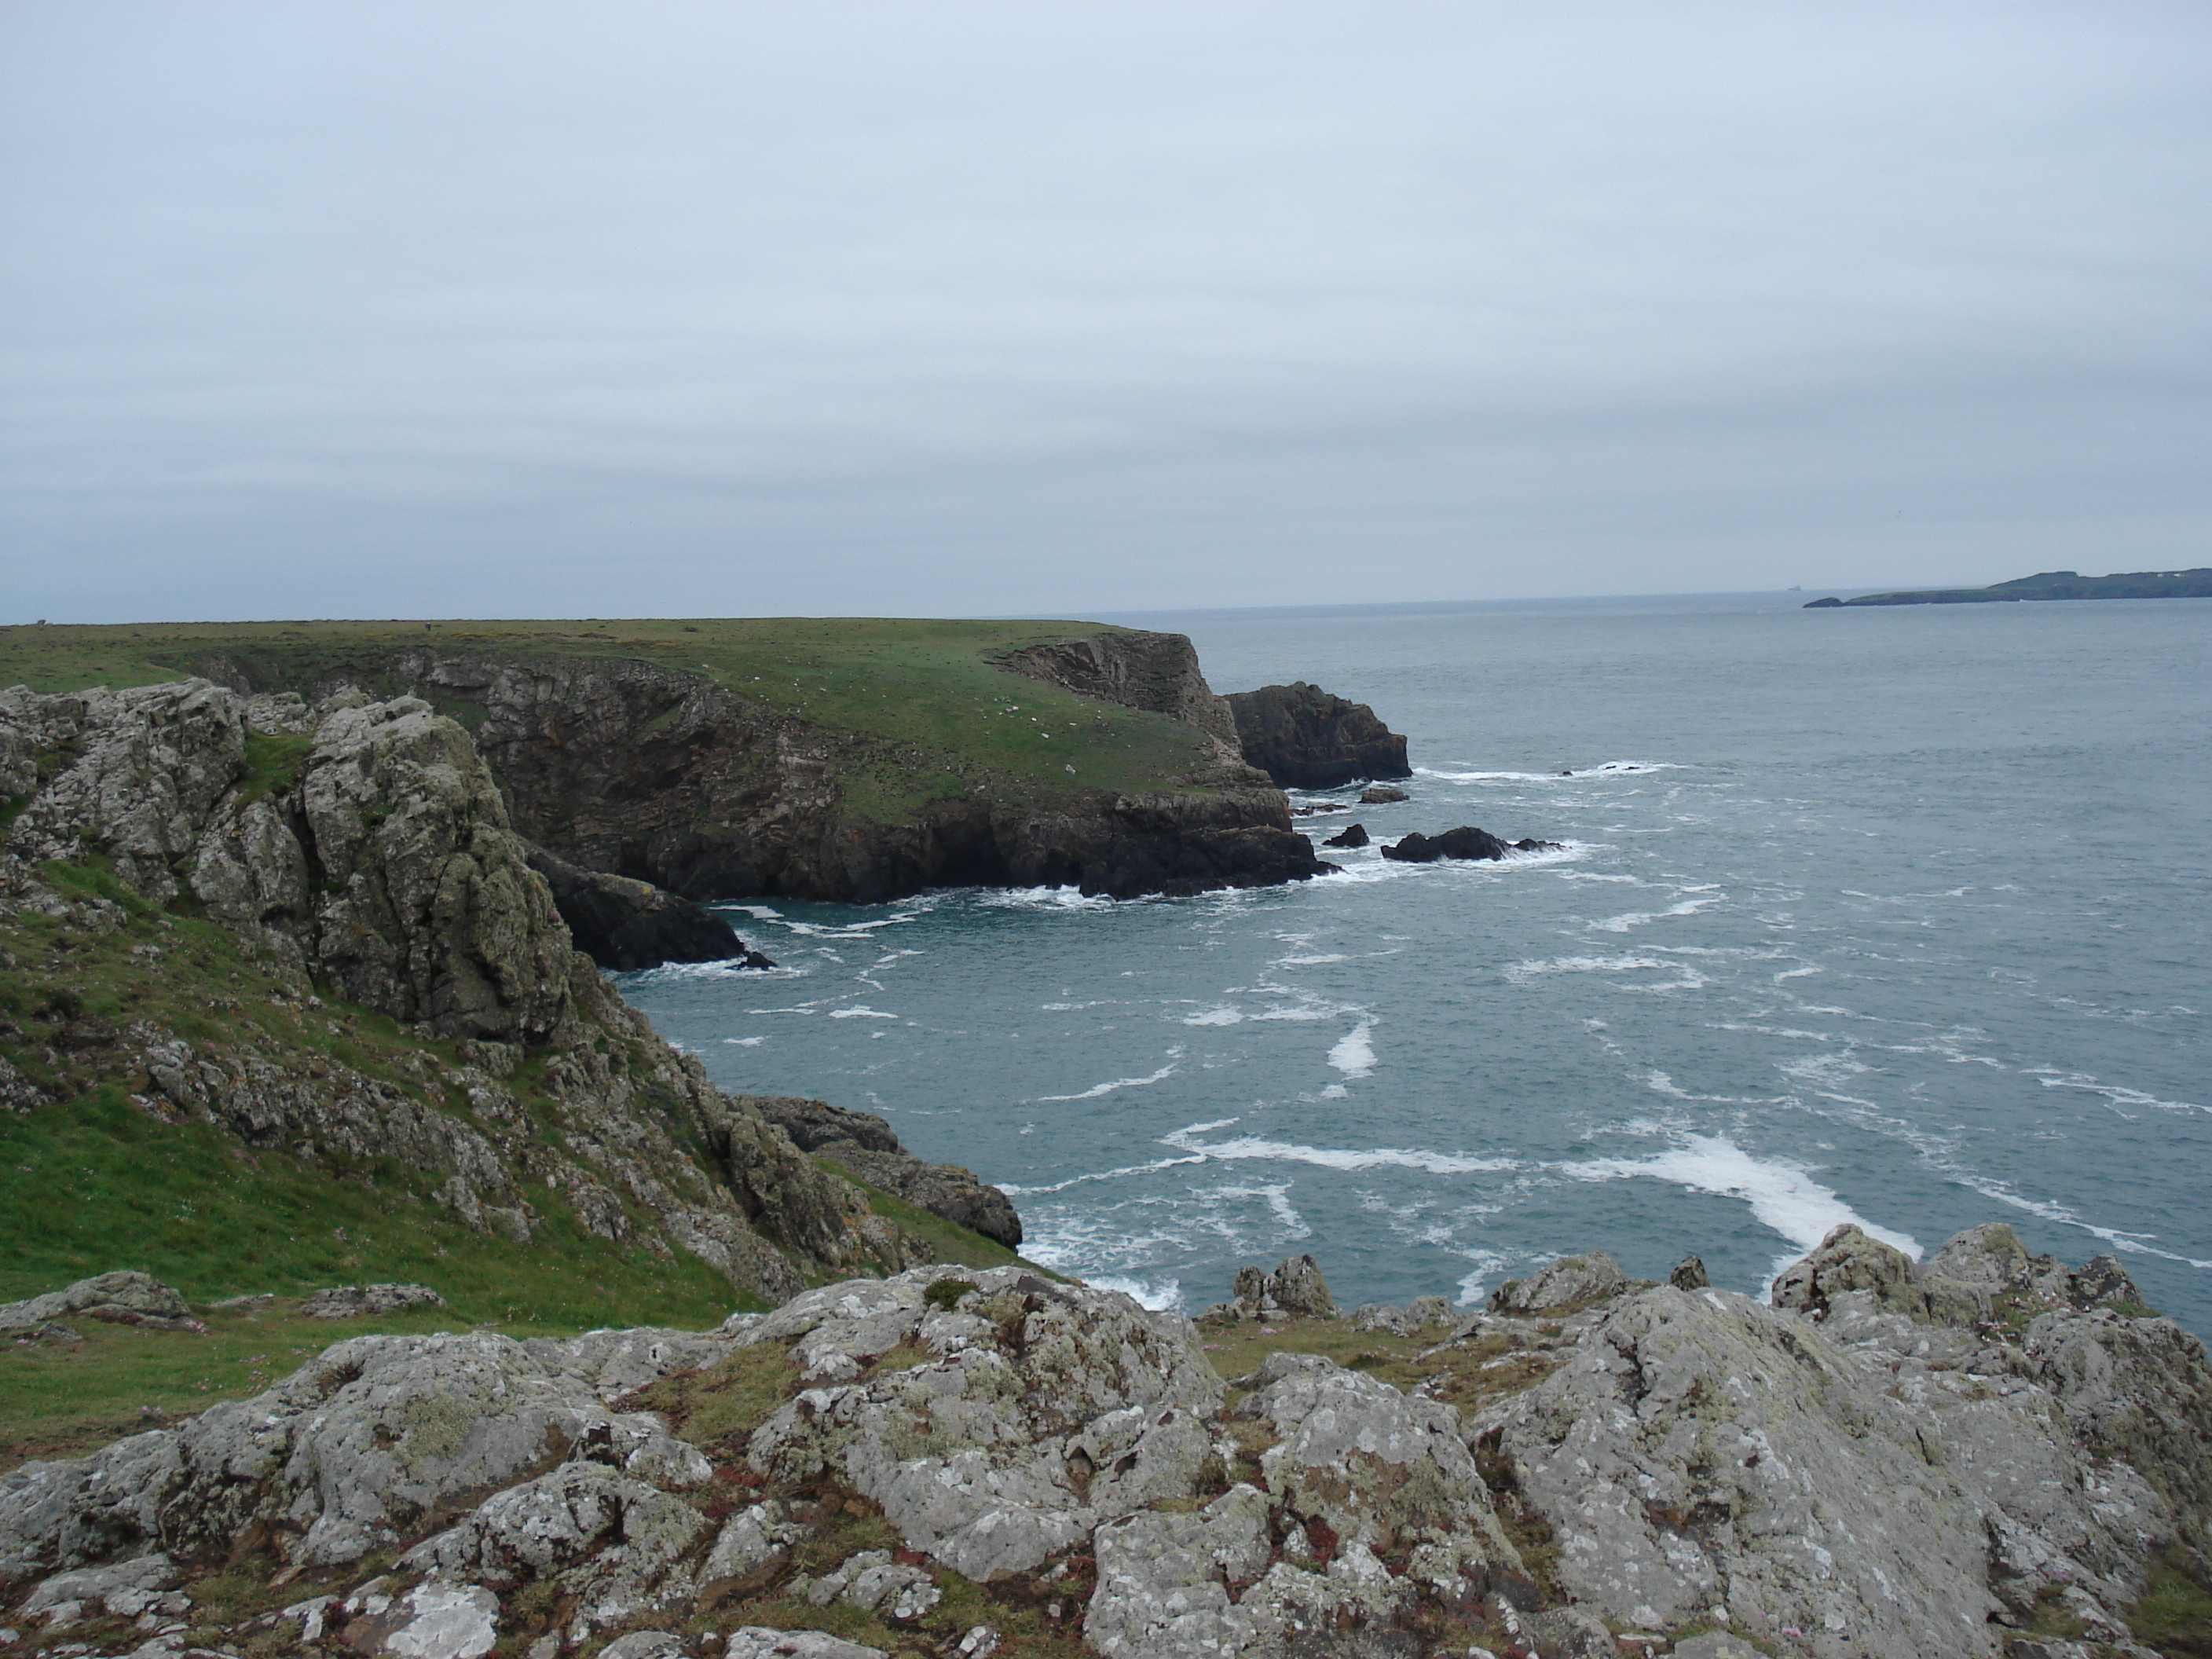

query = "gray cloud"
2;1;2207;620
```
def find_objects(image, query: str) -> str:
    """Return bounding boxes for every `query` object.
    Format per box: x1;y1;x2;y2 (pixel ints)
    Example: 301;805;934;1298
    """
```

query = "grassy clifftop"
0;617;1232;822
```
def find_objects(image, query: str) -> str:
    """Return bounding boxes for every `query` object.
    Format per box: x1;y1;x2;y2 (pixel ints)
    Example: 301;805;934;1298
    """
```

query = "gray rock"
398;1460;709;1642
1668;1254;1710;1291
599;1636;688;1659
1214;1253;1339;1321
340;1578;500;1658
0;1327;726;1577
1358;785;1410;804
301;698;577;1045
1770;1222;1932;1320
4;680;247;901
0;1273;201;1335
1475;1276;2185;1657
742;1266;1222;1580
723;1631;886;1659
1670;1636;1764;1659
298;1283;445;1320
1488;1250;1626;1314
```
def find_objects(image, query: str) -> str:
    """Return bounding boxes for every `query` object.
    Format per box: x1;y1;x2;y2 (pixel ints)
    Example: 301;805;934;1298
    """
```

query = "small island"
1807;567;2212;607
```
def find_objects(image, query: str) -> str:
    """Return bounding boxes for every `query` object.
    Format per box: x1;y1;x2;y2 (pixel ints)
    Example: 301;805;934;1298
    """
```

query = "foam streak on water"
623;595;2212;1333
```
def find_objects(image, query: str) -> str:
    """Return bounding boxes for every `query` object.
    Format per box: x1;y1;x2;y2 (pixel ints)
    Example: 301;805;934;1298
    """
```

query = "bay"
622;592;2212;1333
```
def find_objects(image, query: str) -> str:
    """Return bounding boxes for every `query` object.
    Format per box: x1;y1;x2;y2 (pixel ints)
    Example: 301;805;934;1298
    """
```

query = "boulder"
525;844;772;972
1488;1251;1628;1315
1209;1254;1338;1321
742;1266;1222;1580
1221;683;1411;791
1667;1254;1709;1291
1320;822;1368;848
1358;785;1410;804
297;1283;446;1320
0;1326;726;1576
0;1272;201;1336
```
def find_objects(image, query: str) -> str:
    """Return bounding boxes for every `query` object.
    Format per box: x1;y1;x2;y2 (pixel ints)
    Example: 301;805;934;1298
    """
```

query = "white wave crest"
1328;1019;1377;1079
1161;1122;1522;1176
829;1005;899;1020
1040;1053;1183;1102
1562;1134;1919;1268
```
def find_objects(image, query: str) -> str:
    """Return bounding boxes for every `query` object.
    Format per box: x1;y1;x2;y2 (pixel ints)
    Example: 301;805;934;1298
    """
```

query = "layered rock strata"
1223;681;1412;790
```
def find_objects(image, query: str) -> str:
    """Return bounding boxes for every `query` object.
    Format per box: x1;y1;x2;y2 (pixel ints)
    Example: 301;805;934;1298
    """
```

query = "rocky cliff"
1224;682;1412;791
2;1223;2205;1658
0;679;1023;1311
172;626;1325;904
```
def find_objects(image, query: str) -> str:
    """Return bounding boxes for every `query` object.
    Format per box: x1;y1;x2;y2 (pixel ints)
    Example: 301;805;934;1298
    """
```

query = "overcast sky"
3;2;2207;622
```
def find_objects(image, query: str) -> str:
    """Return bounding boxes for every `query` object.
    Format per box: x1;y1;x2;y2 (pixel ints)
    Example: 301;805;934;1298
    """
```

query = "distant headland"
1807;567;2212;607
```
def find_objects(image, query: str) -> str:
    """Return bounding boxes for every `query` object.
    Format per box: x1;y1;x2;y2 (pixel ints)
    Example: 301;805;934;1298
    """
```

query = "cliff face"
1225;681;1412;790
199;635;1323;903
0;679;997;1306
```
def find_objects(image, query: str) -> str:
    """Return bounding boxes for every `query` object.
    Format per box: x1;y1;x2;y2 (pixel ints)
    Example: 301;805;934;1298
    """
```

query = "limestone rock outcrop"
1222;681;1412;791
2;1236;2207;1658
0;679;914;1302
0;1272;202;1337
748;1093;1024;1249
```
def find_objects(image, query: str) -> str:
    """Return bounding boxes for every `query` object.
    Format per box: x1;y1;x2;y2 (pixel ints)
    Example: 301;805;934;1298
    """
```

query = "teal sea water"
622;594;2212;1334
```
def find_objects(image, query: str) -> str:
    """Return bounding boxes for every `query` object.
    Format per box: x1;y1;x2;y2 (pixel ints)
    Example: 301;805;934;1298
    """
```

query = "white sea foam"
2025;1069;2207;1115
1588;891;1725;933
1039;1052;1184;1102
829;1005;899;1020
998;1153;1210;1196
977;885;1116;912
1182;1007;1243;1027
1083;1275;1185;1312
1161;1122;1522;1177
1328;1019;1377;1079
1505;954;1671;981
1562;1134;1920;1265
721;1036;766;1046
1416;760;1679;782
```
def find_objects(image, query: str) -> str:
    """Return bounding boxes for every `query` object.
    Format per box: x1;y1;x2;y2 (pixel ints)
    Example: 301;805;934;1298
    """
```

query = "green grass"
0;854;777;1469
0;615;1233;827
816;1162;1064;1277
2133;1544;2212;1657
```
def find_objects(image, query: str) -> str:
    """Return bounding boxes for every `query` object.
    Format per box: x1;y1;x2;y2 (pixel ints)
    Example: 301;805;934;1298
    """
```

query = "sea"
621;592;2212;1337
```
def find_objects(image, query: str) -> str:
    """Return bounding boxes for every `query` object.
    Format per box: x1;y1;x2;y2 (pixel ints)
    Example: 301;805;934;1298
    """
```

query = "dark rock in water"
1382;826;1511;863
526;845;771;972
1669;1254;1711;1291
747;1093;1024;1248
1511;837;1564;853
1804;595;1845;607
1358;784;1411;804
1321;822;1368;848
1225;682;1411;790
